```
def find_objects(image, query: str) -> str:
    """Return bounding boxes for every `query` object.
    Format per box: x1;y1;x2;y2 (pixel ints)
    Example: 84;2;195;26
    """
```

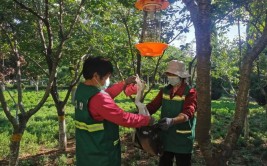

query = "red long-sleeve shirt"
88;82;150;128
146;82;197;119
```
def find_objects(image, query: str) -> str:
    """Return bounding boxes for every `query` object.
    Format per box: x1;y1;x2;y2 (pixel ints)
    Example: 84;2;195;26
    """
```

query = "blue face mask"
167;76;181;86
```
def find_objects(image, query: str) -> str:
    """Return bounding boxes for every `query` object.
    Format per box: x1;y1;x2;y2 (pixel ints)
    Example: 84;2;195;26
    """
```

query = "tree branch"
13;0;45;22
248;11;267;62
0;85;18;129
182;0;198;23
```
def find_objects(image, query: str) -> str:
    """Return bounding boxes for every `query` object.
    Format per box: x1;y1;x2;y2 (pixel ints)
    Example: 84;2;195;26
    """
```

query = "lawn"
0;89;266;165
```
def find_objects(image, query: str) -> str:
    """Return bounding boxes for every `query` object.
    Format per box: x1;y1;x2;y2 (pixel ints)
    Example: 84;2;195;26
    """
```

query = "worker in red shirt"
146;60;197;166
74;56;154;166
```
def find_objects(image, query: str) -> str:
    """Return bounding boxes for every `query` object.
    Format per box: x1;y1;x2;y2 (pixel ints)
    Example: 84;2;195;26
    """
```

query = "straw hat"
165;60;190;78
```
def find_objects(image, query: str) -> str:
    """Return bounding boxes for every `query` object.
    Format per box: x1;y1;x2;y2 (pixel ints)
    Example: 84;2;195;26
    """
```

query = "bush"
249;86;267;106
211;77;223;100
250;73;267;106
12;83;25;90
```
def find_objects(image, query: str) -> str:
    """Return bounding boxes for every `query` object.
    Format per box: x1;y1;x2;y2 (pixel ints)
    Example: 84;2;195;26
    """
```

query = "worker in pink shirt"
74;56;154;166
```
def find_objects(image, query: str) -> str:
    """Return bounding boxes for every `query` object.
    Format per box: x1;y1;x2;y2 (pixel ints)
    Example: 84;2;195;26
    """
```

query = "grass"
0;89;266;165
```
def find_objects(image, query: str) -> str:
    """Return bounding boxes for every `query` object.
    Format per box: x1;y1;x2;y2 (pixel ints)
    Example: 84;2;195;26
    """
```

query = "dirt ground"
0;134;205;166
0;134;266;166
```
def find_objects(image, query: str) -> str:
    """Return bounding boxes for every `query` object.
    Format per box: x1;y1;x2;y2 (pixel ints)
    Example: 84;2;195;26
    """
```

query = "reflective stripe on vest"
162;94;186;101
176;130;192;134
113;139;119;146
75;120;104;132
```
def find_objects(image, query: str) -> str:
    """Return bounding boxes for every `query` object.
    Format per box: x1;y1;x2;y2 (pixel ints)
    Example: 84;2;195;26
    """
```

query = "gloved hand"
124;76;137;85
158;117;174;130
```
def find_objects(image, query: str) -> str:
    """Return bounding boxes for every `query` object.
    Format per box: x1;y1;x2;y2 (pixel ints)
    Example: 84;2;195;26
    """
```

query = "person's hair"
82;56;113;80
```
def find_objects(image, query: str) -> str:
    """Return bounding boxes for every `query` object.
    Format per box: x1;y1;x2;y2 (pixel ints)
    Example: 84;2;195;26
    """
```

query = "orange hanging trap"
135;0;169;57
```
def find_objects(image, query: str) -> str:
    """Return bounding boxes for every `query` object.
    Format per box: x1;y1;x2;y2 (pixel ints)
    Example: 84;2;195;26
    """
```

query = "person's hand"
124;76;136;85
135;74;146;91
148;117;155;126
158;117;173;130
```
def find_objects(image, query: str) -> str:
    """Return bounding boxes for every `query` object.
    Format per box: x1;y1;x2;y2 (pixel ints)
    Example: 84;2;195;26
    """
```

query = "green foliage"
211;36;240;97
0;133;10;159
250;52;267;106
261;151;267;162
38;156;50;165
55;154;68;166
20;131;39;155
210;0;267;105
0;90;75;160
18;159;35;166
0;0;266;165
0;0;196;88
211;77;223;100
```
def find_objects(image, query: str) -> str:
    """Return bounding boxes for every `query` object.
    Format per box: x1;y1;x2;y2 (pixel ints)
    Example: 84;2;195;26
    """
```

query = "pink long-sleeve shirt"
88;82;150;128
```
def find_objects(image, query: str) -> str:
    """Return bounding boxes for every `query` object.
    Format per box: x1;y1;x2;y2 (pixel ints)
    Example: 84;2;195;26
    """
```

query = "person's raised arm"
146;89;163;115
89;92;153;128
105;76;136;98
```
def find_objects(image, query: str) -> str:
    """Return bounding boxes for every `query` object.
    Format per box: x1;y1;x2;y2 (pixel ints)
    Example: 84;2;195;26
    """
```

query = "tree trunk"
9;127;26;166
244;109;249;140
1;84;5;91
58;114;67;151
183;0;213;165
219;59;252;164
136;53;141;76
56;100;67;151
9;135;22;166
35;80;39;92
50;79;68;151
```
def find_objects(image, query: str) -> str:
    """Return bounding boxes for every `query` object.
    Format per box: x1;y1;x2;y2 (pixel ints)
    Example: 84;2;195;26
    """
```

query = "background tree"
181;0;267;165
0;1;57;165
220;1;267;164
12;0;86;152
0;0;86;165
181;0;213;164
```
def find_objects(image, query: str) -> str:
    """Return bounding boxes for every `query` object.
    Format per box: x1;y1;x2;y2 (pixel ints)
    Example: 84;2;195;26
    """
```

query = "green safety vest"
74;83;120;166
161;85;196;154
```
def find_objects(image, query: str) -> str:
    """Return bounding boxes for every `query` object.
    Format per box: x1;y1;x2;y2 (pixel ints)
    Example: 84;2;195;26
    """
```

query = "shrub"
211;77;223;100
56;154;68;166
249;87;267;106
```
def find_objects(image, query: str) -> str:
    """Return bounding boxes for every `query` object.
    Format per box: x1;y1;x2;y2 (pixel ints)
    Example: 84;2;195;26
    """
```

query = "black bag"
134;124;163;156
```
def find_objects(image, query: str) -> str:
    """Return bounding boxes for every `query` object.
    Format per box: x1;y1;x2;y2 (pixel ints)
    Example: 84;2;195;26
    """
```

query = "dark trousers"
159;151;192;166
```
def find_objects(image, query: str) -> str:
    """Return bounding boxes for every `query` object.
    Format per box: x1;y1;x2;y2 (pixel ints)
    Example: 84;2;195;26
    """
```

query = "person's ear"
93;72;99;79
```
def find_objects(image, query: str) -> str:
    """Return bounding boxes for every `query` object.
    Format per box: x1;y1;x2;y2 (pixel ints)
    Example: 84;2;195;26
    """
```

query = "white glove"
135;75;145;102
135;102;150;115
134;75;149;116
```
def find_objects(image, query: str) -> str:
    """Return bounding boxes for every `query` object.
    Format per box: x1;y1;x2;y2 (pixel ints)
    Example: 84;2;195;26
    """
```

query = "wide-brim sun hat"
165;60;191;78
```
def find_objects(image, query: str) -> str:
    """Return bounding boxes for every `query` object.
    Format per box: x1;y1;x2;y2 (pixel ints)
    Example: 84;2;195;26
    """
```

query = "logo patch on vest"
79;102;83;110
